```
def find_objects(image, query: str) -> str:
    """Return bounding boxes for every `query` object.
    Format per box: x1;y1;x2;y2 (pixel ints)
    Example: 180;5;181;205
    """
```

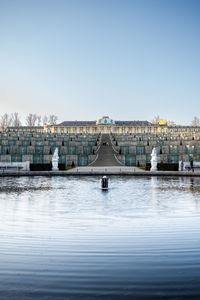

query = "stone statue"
52;148;59;171
151;147;158;171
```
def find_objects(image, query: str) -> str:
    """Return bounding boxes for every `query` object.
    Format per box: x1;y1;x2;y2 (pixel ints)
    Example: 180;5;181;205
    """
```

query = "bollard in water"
101;176;108;190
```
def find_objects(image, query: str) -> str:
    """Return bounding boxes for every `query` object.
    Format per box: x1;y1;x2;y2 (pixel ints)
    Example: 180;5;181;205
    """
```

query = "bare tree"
152;115;160;124
42;115;48;125
0;113;12;130
191;116;200;126
37;115;41;126
48;115;58;125
11;112;21;127
26;113;37;126
167;120;175;125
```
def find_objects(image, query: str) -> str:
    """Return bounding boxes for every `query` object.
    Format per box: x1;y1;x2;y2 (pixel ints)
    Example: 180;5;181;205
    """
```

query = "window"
136;146;145;154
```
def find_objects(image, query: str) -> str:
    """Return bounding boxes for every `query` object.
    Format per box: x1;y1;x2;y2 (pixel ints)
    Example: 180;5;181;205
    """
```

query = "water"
0;176;200;299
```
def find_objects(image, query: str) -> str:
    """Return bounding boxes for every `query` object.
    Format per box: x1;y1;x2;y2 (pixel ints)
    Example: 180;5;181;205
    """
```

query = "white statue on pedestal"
151;147;158;171
52;148;59;171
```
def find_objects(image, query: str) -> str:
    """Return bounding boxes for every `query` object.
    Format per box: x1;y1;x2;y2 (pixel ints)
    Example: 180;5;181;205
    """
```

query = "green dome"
96;116;115;125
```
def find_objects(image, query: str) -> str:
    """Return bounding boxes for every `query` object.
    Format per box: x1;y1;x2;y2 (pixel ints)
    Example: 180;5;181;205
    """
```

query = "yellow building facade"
43;116;200;136
7;116;200;136
44;116;166;135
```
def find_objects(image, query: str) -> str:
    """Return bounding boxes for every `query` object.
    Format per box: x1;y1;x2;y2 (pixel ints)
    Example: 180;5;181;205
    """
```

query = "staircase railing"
109;134;119;153
88;135;102;166
114;154;124;166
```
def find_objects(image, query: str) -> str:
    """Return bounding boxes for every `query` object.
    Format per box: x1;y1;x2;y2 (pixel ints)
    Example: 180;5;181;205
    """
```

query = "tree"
152;115;160;124
168;120;175;125
0;113;12;130
152;116;173;125
26;113;37;126
11;112;21;127
191;116;200;126
48;115;58;125
42;115;48;125
37;115;41;126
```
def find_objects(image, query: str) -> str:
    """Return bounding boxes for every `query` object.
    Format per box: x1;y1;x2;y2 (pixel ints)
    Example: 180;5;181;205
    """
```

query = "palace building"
2;116;200;168
42;116;200;135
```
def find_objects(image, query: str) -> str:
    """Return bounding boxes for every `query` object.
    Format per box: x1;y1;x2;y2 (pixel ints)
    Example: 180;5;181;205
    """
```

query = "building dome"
96;116;115;125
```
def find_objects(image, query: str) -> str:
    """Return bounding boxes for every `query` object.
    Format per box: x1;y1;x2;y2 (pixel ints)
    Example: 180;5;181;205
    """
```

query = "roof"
115;121;153;126
58;120;153;126
58;121;96;126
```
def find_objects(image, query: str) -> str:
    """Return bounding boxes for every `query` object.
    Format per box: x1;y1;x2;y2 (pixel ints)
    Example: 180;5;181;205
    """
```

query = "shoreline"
0;168;199;177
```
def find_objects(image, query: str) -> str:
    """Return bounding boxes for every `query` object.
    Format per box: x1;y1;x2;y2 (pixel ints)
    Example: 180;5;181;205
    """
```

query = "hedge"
145;163;178;171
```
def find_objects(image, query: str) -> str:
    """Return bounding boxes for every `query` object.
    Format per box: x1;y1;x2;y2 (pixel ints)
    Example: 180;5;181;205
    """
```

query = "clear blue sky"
0;0;199;124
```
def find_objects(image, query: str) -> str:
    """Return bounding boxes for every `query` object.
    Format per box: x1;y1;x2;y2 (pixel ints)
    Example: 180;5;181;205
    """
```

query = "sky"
0;0;200;125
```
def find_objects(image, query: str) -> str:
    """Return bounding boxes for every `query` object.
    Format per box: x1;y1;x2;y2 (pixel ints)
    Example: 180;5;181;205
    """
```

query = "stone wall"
112;133;200;166
0;132;100;167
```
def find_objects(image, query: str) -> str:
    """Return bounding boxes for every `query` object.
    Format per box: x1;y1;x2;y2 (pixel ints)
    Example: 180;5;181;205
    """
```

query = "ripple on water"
0;176;200;299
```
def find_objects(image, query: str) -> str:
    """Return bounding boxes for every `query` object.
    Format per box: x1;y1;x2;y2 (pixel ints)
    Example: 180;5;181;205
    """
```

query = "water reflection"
151;176;200;194
0;176;200;299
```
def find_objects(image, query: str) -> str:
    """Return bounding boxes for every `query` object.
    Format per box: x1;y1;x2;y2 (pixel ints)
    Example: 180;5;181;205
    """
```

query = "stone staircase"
90;134;121;166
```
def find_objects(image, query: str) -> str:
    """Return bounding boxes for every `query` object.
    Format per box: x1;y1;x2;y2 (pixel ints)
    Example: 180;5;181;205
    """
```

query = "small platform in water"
101;176;109;190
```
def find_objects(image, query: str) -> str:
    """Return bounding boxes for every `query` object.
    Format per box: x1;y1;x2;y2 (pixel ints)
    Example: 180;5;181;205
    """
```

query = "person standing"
190;158;194;172
181;159;184;171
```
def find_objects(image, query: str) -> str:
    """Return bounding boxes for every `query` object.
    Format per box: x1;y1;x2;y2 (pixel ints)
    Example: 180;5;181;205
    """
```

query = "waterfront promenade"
0;167;200;176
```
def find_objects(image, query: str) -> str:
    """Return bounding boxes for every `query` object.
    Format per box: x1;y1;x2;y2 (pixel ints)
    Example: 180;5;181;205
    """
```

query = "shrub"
145;163;178;171
30;163;66;171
